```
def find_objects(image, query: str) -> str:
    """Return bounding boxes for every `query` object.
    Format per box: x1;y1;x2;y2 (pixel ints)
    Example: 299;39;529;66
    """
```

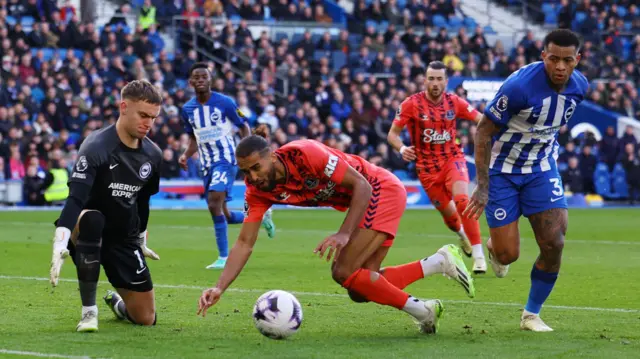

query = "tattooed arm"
463;115;501;220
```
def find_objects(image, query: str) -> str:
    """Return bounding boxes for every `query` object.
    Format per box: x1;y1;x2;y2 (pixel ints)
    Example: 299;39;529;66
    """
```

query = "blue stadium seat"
574;11;586;23
393;170;409;180
449;16;463;27
624;22;632;31
275;32;288;42
365;20;377;30
331;51;347;69
463;17;477;28
617;6;627;18
594;170;614;198
5;15;17;26
541;3;554;13
545;13;557;25
176;79;187;89
432;15;447;28
612;171;629;198
21;16;35;27
314;50;328;61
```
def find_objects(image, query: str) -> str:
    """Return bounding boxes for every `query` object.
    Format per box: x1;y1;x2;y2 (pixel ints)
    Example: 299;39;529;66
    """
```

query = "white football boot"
76;310;98;333
416;299;445;334
521;312;554;332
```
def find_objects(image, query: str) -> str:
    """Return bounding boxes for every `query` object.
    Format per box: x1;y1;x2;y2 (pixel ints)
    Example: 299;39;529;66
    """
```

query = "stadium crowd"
0;0;639;205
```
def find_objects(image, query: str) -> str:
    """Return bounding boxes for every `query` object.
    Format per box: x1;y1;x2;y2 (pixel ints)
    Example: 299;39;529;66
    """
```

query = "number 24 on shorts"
211;171;228;185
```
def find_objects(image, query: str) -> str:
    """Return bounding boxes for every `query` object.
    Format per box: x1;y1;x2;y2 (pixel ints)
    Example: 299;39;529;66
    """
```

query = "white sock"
218;256;228;260
402;296;428;320
82;305;98;317
457;226;466;238
420;253;445;277
523;309;538;317
472;244;484;259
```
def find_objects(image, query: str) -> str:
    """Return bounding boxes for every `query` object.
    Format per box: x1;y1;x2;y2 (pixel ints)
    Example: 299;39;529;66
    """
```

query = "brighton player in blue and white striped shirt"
464;29;589;332
179;63;275;269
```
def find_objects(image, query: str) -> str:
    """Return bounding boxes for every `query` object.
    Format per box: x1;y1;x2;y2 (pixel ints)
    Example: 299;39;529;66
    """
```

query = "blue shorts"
203;163;238;202
485;168;568;228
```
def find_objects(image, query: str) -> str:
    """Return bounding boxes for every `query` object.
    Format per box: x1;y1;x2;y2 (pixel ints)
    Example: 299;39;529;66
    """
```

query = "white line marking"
1;275;638;314
2;222;638;246
0;349;108;359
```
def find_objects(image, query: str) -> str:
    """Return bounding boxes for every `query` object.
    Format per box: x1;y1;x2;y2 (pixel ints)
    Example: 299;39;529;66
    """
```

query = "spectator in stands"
0;156;7;180
600;126;619;171
23;163;47;206
556;125;572;147
621;143;640;205
257;104;279;131
579;145;597;194
562;157;584;194
161;148;180;179
619;126;638;153
9;143;24;180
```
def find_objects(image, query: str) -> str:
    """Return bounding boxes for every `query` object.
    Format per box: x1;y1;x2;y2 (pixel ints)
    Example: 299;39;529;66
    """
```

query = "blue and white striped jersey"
484;62;589;174
181;92;247;170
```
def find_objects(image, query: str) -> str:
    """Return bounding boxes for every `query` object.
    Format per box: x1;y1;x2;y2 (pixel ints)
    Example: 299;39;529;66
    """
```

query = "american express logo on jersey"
195;126;223;142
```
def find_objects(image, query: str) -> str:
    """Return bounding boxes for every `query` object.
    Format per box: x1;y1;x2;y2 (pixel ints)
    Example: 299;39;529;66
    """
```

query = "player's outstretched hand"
464;185;488;220
400;146;417;162
178;154;188;171
198;287;223;317
314;233;349;263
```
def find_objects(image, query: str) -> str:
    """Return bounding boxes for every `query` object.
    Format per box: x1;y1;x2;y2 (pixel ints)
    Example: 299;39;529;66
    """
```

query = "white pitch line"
2;221;638;246
1;275;638;314
0;349;108;359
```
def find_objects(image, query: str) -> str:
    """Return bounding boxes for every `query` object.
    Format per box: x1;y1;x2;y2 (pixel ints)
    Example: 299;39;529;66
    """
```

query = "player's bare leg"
331;228;445;334
104;288;156;326
206;191;229;269
451;180;486;274
487;221;520;278
520;208;567;332
70;210;104;333
433;200;472;256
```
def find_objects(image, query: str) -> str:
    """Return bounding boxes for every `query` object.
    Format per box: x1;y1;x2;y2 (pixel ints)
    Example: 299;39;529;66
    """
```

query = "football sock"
420;253;446;277
75;211;104;309
443;212;462;232
472;244;484;258
380;261;424;290
343;269;408;309
402;296;430;319
454;194;482;246
524;264;558;315
227;211;245;224
213;215;229;258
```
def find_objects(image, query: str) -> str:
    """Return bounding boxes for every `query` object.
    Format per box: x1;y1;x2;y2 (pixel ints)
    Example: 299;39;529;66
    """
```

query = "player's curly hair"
121;80;162;105
236;125;271;158
544;29;581;51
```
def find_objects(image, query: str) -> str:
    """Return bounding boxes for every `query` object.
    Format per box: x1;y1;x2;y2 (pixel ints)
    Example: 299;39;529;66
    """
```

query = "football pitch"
1;208;639;359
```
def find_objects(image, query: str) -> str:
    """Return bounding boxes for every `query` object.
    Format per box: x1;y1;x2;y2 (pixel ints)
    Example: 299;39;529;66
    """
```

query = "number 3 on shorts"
549;178;563;197
211;171;228;186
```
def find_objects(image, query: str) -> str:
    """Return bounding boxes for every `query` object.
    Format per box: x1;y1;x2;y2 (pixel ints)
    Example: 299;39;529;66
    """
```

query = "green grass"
0;208;639;359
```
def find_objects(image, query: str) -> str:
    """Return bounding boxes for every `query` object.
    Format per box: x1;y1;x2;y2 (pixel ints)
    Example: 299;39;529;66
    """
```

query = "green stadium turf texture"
0;209;638;359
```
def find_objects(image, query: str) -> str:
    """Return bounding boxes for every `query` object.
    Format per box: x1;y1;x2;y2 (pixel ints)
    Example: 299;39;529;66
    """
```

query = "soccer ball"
252;290;303;339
